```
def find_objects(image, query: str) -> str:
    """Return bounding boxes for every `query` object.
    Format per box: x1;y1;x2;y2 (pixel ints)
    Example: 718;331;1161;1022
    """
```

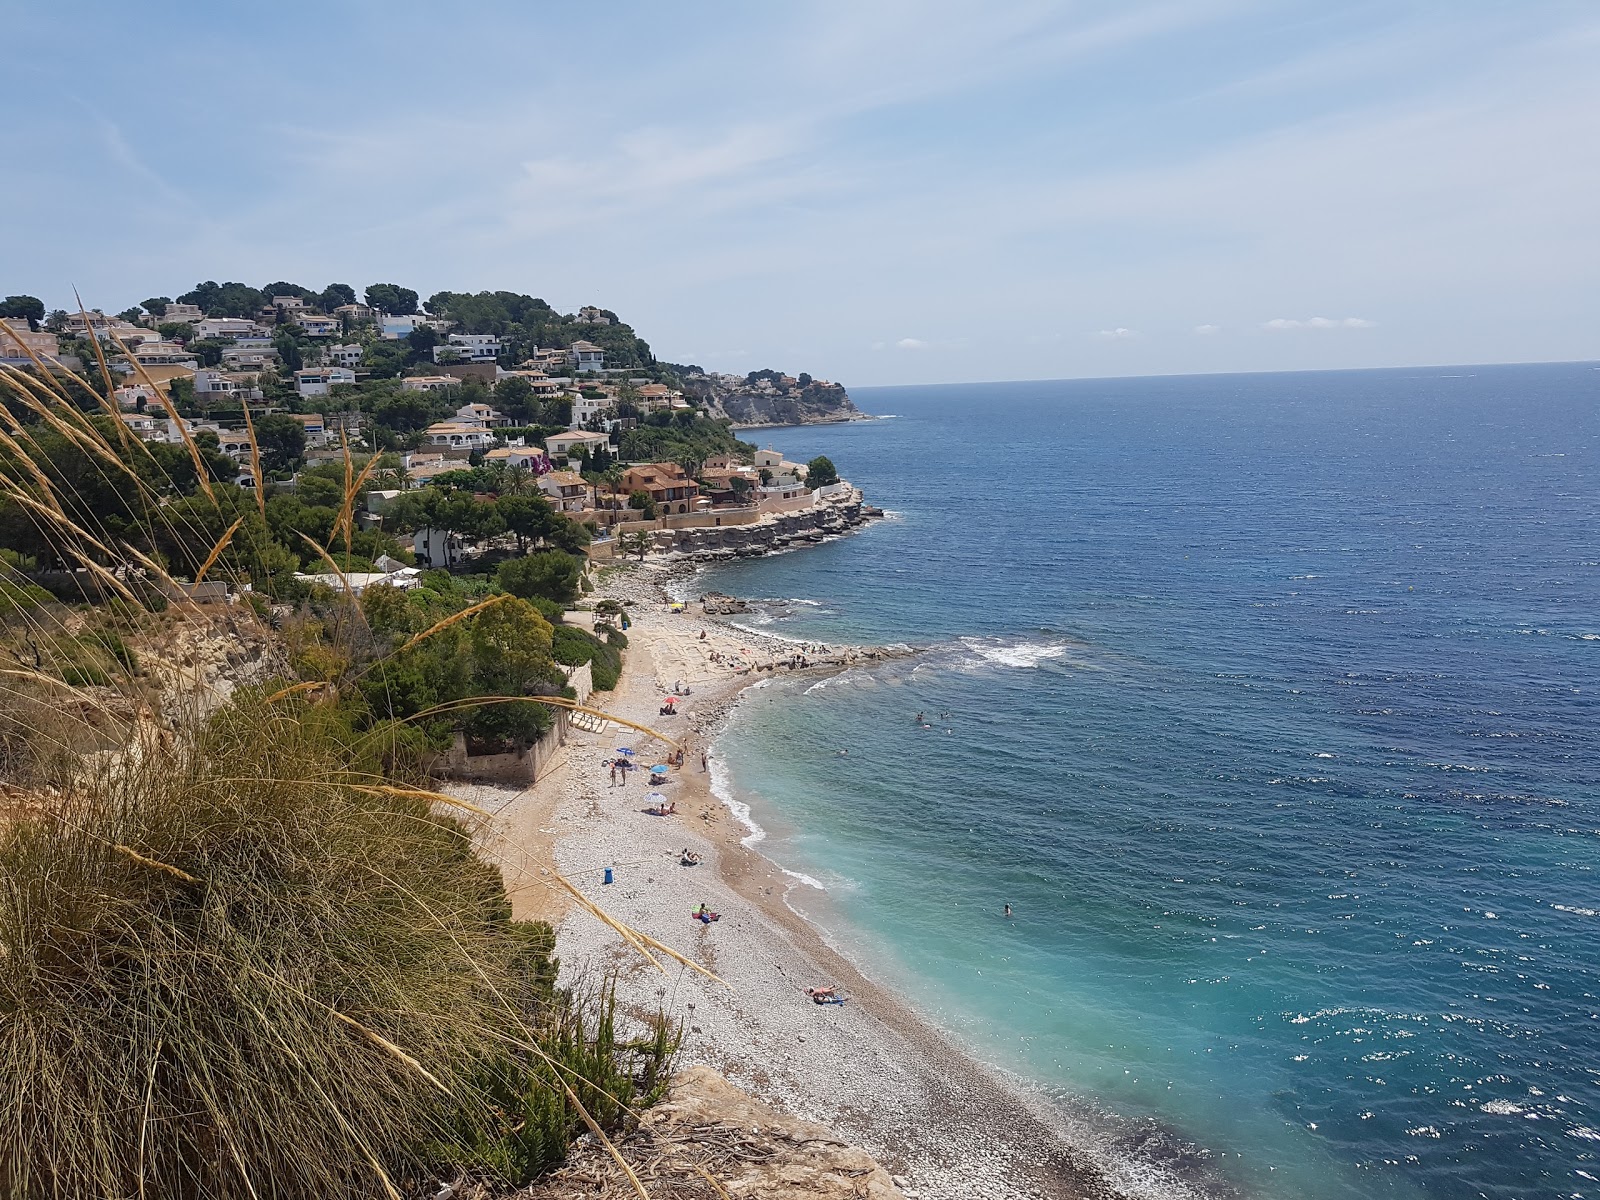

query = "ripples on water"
698;364;1600;1200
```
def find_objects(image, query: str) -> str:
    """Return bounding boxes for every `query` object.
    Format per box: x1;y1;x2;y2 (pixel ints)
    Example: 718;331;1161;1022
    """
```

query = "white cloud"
1263;316;1378;331
1092;327;1137;340
1194;323;1223;335
895;337;929;350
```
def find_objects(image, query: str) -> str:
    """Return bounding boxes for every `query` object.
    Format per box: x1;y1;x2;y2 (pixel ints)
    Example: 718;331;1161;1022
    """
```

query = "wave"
1551;903;1598;917
708;754;766;847
957;635;1074;669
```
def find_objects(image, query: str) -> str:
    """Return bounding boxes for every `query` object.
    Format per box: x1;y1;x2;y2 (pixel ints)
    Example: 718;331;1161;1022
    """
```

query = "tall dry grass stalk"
0;342;695;1197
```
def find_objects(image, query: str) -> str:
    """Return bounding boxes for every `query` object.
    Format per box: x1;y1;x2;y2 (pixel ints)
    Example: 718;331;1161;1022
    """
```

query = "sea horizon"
691;360;1600;1200
823;357;1600;395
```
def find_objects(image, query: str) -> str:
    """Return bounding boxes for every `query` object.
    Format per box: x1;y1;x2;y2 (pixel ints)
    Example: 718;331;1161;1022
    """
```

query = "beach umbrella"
649;764;669;774
616;747;634;756
646;792;667;804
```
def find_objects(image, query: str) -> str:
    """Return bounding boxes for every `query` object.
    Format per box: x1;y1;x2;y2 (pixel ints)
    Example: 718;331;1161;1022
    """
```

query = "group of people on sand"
647;799;678;817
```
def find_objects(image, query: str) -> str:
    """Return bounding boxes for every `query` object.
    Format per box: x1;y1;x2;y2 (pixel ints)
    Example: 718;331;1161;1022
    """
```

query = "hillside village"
0;284;869;587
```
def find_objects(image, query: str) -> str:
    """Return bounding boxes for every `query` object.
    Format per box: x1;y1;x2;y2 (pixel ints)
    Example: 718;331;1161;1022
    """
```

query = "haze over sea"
689;363;1600;1200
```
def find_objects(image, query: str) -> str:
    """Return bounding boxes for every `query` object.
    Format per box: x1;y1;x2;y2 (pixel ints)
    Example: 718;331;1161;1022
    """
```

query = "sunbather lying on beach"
681;848;701;865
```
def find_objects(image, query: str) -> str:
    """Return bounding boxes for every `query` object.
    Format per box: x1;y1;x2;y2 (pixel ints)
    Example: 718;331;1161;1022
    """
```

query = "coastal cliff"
672;367;867;427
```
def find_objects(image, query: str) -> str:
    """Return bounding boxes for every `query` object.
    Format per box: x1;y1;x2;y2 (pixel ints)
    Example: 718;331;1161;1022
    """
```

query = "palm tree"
504;463;532;496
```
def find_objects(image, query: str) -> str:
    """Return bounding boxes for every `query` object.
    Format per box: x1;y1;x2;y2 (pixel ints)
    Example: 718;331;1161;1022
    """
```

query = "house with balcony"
194;317;265;341
379;314;429;340
159;302;205;325
326;343;363;369
132;340;199;368
422;420;497;456
621;463;701;515
192;369;263;404
569;340;605;374
333;302;374;323
401;374;456;393
221;345;279;371
536;469;589;514
291;413;328;447
484;445;550;472
451;401;510;428
434;333;501;364
634;383;686;412
570;392;612;428
544;429;612;464
296;314;339;337
294;366;356;397
0;318;59;363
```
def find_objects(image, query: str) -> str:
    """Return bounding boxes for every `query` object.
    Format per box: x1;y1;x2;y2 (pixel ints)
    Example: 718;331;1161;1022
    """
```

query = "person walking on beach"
609;761;618;787
700;750;708;771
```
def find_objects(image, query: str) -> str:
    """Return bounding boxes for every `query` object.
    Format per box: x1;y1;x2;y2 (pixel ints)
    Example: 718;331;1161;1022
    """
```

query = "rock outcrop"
653;489;881;561
679;371;866;427
520;1065;909;1199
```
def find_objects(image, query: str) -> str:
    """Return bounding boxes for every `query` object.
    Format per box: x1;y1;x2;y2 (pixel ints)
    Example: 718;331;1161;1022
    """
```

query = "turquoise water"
692;364;1600;1200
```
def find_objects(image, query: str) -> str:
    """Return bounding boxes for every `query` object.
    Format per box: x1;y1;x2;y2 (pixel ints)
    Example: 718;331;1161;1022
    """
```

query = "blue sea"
688;363;1600;1200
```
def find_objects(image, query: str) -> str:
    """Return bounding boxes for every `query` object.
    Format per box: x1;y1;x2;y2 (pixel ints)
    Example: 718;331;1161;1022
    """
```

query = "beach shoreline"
467;563;1203;1200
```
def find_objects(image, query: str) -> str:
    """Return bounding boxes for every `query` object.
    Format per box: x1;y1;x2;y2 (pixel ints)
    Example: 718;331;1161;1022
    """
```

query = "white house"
434;333;500;363
544;429;611;462
413;526;466;569
325;343;363;369
291;413;328;447
294;366;356;397
380;314;428;340
272;295;309;312
422;421;496;453
570;393;611;428
296;314;340;337
192;369;262;403
194;317;264;341
401;375;456;393
333;302;374;323
221;345;278;371
569;340;605;374
451;402;510;428
484;445;550;472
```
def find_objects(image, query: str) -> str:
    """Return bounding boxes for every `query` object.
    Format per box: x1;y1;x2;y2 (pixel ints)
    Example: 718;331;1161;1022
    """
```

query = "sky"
3;1;1597;386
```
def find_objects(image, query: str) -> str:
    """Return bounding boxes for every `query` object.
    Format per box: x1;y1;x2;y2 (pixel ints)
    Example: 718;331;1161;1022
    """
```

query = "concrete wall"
428;712;567;785
566;661;594;706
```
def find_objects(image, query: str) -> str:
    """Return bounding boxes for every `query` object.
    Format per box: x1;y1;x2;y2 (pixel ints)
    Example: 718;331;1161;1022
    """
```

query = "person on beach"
700;751;708;771
609;762;618;787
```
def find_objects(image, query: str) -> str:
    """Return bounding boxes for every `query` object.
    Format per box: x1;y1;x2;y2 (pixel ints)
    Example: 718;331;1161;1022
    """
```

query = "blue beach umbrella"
616;747;635;756
649;764;669;774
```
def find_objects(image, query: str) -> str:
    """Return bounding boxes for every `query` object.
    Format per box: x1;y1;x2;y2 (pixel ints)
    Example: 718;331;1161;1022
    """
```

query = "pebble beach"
465;563;1140;1200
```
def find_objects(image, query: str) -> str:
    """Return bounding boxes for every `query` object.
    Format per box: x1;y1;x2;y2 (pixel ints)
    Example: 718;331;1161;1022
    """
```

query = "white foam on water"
1552;903;1598;917
1312;752;1338;759
959;636;1072;669
708;752;766;846
781;867;827;891
1481;1099;1524;1115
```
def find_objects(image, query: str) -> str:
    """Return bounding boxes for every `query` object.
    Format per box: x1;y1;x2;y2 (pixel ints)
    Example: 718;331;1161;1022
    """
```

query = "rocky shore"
650;485;883;562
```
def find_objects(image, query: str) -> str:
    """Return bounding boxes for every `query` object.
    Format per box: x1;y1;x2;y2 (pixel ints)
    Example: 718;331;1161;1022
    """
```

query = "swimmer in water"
1004;904;1013;918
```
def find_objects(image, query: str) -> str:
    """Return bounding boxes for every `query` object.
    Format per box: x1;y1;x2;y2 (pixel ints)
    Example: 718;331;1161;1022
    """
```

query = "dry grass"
0;330;700;1199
